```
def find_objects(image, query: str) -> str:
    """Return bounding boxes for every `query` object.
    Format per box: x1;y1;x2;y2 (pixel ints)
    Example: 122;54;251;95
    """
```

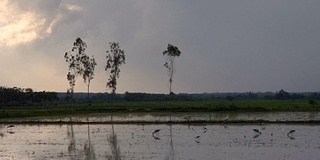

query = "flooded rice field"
0;123;319;160
2;112;320;123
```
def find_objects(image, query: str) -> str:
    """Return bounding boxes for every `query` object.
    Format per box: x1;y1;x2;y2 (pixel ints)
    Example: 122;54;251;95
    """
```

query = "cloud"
66;4;82;12
0;0;83;48
0;0;45;47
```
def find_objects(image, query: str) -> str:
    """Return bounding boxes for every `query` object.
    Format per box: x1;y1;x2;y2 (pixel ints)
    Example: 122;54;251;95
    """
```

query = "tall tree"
105;42;126;98
82;55;97;101
163;44;181;95
64;38;87;100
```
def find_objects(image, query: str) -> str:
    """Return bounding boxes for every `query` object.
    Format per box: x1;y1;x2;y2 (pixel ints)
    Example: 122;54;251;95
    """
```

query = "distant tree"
275;89;290;100
0;86;58;105
163;44;181;95
64;38;87;100
105;42;126;99
82;55;97;102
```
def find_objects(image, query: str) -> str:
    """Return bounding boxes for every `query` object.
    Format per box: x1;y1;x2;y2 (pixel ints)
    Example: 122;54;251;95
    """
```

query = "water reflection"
153;136;161;140
106;124;121;160
4;112;320;124
169;125;175;160
0;124;4;137
0;124;319;159
253;134;260;139
84;124;96;160
65;118;96;160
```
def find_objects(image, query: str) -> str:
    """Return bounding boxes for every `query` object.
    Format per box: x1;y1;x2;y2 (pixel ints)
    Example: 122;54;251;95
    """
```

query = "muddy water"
0;124;319;160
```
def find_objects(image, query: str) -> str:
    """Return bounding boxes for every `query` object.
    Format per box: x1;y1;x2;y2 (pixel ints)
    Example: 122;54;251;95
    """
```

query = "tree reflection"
67;124;76;157
0;124;4;138
83;124;96;160
66;121;96;160
106;124;121;160
165;125;175;160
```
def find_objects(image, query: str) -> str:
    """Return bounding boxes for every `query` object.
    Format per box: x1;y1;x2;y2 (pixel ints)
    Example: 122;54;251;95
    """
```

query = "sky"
1;0;320;93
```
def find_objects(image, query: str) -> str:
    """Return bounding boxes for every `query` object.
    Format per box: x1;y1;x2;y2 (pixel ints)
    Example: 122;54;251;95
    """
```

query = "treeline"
122;90;320;101
57;90;320;102
0;86;58;106
2;86;320;105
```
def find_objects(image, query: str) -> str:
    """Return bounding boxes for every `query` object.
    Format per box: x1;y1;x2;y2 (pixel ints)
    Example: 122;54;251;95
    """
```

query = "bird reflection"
253;134;260;139
153;136;161;140
288;136;295;140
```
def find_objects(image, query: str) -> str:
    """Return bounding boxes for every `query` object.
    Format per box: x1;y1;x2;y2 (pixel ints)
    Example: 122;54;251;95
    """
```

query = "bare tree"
163;44;181;95
105;42;126;100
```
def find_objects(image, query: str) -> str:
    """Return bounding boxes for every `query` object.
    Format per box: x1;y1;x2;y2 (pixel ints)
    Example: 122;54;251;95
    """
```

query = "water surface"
0;123;319;160
2;112;320;123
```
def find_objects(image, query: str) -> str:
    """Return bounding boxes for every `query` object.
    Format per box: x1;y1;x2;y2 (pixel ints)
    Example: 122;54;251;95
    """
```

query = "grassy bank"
0;100;319;119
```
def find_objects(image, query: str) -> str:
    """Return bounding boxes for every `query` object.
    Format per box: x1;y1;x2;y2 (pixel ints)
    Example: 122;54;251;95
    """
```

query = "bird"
253;129;261;134
152;129;161;136
7;125;14;128
287;130;295;136
223;119;229;128
261;122;266;130
195;135;200;138
203;127;207;133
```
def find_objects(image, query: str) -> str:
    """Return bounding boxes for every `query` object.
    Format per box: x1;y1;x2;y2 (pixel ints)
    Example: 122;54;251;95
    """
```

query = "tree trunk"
87;84;90;103
169;59;174;95
169;79;172;95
